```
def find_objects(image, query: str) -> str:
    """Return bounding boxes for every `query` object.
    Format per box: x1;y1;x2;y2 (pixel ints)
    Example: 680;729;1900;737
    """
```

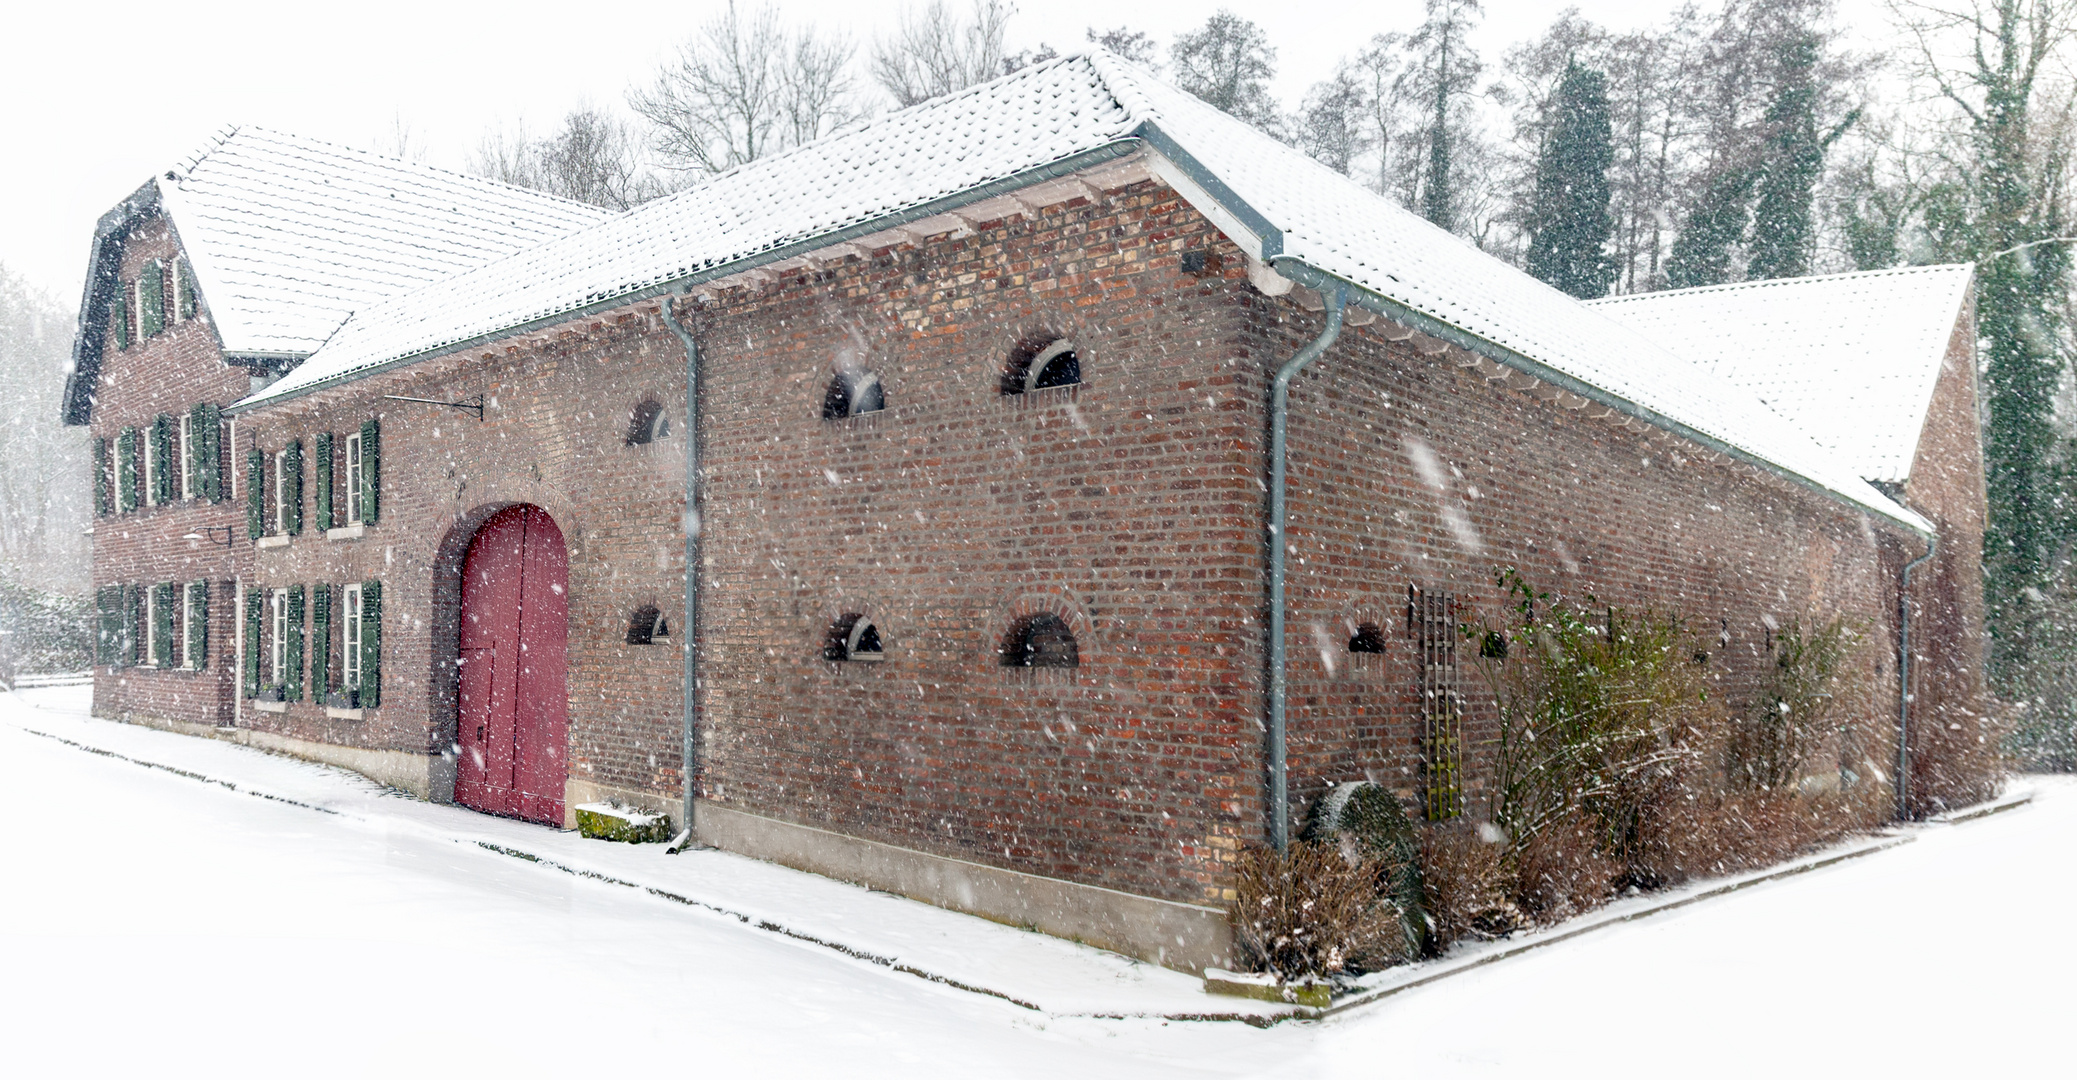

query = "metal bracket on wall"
383;393;485;420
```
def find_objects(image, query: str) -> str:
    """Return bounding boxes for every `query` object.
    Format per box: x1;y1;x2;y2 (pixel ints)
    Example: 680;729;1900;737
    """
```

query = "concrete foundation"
695;800;1234;975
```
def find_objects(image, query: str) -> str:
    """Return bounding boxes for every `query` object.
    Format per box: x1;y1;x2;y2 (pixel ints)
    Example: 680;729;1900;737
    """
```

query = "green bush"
1726;616;1862;791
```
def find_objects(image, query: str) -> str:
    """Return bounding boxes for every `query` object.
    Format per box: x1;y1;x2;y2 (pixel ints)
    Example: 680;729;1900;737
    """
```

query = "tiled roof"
235;54;1928;535
1587;265;1975;483
162;126;613;357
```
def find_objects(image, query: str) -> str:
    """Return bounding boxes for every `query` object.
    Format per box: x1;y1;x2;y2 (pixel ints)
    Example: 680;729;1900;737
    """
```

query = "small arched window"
824;613;884;661
627;400;672;445
626;605;670;644
1348;623;1387;653
1002;336;1080;395
822;369;885;420
1002;612;1078;668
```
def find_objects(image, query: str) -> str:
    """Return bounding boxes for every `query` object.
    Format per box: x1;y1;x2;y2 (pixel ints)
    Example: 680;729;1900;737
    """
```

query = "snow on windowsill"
256;535;289;549
326;524;365;540
252;700;286;713
324;707;364;720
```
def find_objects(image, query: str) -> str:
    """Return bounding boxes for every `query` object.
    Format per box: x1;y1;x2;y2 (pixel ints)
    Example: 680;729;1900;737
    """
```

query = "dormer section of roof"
63;126;614;424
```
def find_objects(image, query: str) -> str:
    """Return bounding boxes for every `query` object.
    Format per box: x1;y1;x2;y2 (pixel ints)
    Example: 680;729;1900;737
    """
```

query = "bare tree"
632;0;862;175
372;112;431;163
1297;69;1374;175
0;263;87;594
1087;26;1158;69
1170;11;1282;133
871;0;1013;108
471;109;665;210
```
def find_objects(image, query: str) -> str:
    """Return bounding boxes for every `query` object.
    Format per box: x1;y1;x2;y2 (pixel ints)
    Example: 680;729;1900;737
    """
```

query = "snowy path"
2;689;2069;1077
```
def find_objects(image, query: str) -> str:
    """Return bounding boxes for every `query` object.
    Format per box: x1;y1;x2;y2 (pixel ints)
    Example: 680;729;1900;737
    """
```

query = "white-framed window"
177;412;194;502
182;581;203;670
342;583;363;690
142;587;159;667
169;257;184;322
344;432;364;525
269;587;288;686
273;449;289;535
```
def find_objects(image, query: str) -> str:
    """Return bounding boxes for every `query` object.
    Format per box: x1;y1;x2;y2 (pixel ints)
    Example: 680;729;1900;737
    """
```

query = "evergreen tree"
1749;33;1856;280
1664;166;1755;287
1899;0;2077;689
1402;0;1486;232
1524;62;1617;298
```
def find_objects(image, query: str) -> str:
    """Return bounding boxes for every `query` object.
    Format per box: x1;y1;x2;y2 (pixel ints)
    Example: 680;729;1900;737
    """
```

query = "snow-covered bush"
1228;840;1401;980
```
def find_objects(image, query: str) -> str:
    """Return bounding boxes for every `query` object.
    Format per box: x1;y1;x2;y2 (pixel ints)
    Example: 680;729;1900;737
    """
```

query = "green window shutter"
246;449;265;538
243;586;263;696
360;580;381;709
191;581;209;668
314;432;333;532
285;585;305;701
200;404;223;503
112;291;129;351
121;584;139;667
360;417;380;524
311;584;331;700
284;439;303;535
141;261;165;338
95;586;121;666
93;438;111;517
153;582;175;668
118;427;139;512
178;259;199;320
186;403;207;500
151;414;174;505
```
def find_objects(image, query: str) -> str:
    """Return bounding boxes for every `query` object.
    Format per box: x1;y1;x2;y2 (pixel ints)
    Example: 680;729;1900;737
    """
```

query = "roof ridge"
187;125;614;217
1587;263;1975;305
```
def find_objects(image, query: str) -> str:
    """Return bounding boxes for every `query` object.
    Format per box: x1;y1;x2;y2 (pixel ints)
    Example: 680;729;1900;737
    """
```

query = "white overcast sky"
2;0;1901;307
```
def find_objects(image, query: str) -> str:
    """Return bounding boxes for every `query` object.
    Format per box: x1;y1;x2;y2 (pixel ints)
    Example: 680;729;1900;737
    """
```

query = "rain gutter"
224;139;1146;417
1266;284;1348;851
1897;530;1936;820
663;295;702;841
1264;257;1932;540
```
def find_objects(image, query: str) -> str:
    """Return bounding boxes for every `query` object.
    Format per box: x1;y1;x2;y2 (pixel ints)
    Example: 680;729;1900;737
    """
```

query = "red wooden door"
453;505;569;825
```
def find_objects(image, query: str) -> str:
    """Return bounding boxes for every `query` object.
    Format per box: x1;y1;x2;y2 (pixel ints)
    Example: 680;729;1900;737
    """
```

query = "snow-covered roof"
232;53;1927;535
162;126;613;357
1586;265;1974;484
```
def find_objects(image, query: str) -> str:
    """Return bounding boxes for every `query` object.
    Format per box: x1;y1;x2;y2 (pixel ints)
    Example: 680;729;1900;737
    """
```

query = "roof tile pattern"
1586;265;1974;483
163;126;612;356
237;55;1925;532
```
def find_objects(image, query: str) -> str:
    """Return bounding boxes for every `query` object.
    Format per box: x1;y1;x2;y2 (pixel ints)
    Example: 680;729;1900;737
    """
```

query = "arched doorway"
453;504;569;825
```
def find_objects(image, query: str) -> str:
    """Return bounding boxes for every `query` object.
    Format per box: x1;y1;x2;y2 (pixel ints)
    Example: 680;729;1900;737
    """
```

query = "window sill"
324;706;365;720
256;535;290;549
252;699;287;713
326;524;365;540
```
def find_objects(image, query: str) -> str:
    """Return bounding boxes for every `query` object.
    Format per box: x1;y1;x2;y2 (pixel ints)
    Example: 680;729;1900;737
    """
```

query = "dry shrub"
1229;841;1402;979
1304;781;1429;959
1632;786;1869;885
1510;808;1619;921
1418;825;1523;947
1480;569;1723;887
1727;616;1862;791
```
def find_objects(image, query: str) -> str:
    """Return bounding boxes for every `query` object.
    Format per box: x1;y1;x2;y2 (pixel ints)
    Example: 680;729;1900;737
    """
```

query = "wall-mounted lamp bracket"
182;526;237;548
383;393;485;420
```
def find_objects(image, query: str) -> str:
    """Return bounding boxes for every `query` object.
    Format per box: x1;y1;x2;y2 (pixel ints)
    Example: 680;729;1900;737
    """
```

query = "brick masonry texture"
84;174;1988;909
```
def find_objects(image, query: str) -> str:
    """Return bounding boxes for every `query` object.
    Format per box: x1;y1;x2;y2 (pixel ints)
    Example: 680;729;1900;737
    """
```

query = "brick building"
64;55;1987;973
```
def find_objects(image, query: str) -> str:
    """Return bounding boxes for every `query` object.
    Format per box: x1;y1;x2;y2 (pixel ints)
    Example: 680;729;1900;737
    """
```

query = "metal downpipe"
664;295;702;844
1267;283;1348;851
1897;531;1936;821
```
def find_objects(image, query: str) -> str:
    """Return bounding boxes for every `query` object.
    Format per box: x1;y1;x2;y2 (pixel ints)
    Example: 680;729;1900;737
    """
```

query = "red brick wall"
89;215;251;728
1263;300;1914;831
232;313;690;789
687;180;1264;903
1900;295;1997;808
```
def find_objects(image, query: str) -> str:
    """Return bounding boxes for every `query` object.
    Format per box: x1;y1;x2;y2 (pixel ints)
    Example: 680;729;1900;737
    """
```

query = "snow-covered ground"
2;686;2068;1077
